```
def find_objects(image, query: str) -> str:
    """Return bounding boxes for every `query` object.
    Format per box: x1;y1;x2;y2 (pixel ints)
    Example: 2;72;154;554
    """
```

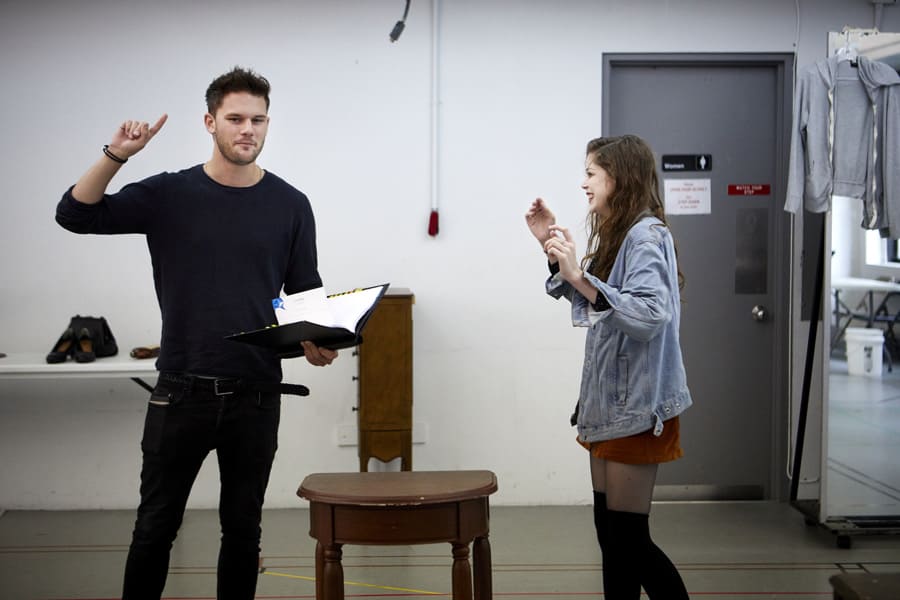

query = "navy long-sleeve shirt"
56;165;322;382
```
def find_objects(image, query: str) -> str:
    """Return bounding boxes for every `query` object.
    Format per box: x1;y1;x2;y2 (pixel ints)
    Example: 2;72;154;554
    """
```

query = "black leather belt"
158;372;309;397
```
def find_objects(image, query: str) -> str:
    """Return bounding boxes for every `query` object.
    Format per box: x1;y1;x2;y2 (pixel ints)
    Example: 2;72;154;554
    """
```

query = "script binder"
226;283;390;358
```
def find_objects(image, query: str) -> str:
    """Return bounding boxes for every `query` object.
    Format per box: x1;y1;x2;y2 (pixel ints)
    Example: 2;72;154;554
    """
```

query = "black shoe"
46;327;75;363
74;327;96;363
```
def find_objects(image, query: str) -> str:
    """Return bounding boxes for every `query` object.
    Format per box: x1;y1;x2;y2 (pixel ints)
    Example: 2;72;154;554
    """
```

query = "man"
56;67;337;599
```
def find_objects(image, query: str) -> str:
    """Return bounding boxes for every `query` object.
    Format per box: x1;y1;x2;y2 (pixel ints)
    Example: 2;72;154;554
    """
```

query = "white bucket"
845;327;884;377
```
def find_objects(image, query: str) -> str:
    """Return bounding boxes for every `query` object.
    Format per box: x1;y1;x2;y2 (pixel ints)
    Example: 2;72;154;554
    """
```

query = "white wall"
1;0;896;510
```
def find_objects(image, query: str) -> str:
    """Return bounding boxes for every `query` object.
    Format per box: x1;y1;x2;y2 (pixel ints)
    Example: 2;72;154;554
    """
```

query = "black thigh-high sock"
603;509;643;600
642;536;689;599
592;491;609;551
605;509;689;600
592;491;612;593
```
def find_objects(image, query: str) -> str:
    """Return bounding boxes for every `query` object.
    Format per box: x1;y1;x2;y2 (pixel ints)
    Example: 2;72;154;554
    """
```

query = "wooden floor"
1;501;899;599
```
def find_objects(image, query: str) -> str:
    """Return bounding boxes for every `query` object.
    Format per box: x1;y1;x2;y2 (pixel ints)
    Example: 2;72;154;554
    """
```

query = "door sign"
664;179;711;215
662;154;712;171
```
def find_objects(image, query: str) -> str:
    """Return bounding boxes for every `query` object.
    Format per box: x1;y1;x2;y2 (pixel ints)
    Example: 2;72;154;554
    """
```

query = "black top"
548;260;610;311
56;165;322;381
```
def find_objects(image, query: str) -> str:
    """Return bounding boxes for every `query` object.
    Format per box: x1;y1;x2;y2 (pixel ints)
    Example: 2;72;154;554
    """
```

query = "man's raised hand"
108;114;168;159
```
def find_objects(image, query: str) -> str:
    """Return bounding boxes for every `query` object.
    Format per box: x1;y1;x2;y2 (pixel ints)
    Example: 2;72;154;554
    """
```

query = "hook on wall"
389;0;412;42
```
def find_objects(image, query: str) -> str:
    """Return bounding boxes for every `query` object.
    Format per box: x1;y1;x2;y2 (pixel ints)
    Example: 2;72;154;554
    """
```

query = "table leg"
473;534;492;600
451;542;473;600
322;543;344;600
867;291;875;327
359;435;369;472
316;542;324;599
833;288;840;331
832;289;848;350
400;440;412;471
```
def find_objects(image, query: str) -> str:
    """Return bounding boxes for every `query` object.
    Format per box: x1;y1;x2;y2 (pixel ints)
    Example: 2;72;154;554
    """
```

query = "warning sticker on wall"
664;179;711;215
727;184;771;196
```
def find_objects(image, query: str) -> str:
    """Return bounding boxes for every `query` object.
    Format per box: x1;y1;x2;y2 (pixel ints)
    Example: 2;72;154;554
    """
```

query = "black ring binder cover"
225;283;390;359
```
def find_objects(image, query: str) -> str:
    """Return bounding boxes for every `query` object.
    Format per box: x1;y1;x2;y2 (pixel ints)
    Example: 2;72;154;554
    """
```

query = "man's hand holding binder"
226;283;390;358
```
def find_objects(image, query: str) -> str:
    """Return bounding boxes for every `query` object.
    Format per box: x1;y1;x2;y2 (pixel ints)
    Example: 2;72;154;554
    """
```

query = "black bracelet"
102;145;128;164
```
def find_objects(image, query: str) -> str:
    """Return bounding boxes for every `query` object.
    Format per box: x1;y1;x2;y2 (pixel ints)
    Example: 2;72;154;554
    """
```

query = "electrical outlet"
413;421;429;444
335;423;357;446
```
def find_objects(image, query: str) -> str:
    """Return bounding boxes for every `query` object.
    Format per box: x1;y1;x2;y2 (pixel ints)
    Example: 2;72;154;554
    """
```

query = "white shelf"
0;352;157;380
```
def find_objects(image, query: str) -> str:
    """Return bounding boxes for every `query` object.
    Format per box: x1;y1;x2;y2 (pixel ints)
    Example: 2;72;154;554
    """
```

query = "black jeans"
122;374;281;600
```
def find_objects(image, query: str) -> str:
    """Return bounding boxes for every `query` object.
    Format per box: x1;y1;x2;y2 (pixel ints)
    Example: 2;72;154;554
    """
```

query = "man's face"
205;92;269;166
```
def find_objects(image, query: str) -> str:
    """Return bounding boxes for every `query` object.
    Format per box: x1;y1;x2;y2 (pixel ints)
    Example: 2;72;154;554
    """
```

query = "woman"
525;135;691;599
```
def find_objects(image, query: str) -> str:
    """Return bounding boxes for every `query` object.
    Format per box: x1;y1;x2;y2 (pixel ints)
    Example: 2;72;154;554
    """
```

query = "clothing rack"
830;28;900;69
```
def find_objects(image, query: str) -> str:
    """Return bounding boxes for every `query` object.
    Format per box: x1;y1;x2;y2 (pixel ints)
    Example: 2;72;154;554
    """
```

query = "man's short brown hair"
205;66;271;114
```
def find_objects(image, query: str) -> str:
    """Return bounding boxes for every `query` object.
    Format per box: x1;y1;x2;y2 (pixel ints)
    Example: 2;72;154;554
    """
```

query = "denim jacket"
546;216;692;442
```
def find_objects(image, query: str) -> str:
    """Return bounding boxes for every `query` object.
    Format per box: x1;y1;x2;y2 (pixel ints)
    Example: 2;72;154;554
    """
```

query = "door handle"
751;305;768;322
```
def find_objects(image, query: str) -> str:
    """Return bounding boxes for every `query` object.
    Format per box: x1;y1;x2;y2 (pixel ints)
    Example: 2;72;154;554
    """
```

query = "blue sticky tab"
272;298;284;310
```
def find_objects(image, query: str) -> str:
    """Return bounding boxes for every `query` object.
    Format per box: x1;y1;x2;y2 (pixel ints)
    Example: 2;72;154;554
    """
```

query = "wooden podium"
356;288;414;471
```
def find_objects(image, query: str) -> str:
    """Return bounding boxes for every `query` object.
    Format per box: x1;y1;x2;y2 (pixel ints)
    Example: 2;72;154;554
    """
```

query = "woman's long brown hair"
582;135;684;289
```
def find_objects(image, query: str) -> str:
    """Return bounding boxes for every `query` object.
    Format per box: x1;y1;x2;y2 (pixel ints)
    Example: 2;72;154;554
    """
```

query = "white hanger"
836;32;858;63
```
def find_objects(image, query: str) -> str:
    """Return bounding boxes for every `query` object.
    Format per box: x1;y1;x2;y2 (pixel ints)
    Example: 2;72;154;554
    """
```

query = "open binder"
226;283;390;358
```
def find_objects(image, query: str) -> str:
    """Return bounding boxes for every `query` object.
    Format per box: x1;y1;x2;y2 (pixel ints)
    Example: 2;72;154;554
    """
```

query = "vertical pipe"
428;0;441;236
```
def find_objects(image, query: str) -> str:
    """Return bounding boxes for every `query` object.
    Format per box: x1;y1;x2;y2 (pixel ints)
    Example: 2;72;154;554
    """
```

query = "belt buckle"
213;379;235;396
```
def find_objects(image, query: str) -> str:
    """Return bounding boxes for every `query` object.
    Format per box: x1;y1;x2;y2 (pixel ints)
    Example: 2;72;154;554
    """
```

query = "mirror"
826;29;900;529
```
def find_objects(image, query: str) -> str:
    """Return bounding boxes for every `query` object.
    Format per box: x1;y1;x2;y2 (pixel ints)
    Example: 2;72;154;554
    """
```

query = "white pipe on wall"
429;0;441;236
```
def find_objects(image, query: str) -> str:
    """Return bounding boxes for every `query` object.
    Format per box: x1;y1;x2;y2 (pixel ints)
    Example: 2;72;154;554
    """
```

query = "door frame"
601;53;795;500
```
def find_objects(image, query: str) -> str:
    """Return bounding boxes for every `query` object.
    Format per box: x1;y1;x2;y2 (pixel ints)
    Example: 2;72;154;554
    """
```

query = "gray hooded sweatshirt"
785;55;900;238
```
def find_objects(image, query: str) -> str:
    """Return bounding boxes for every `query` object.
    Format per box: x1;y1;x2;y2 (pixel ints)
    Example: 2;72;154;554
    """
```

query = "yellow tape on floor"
263;570;442;595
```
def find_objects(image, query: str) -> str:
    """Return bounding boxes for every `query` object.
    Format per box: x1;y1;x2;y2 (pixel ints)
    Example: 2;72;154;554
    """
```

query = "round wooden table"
297;470;498;600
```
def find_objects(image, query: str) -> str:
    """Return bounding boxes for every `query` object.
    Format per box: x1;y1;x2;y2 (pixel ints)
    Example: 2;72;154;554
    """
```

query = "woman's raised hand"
525;197;557;247
544;224;581;282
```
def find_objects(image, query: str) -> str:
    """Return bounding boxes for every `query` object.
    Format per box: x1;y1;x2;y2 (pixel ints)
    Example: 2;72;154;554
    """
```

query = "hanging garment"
785;54;900;238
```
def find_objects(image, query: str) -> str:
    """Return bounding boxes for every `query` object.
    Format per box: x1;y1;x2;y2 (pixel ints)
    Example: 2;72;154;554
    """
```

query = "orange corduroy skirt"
578;416;683;464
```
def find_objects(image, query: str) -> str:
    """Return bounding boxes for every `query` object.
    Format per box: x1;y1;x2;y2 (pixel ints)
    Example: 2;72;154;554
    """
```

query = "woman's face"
582;156;615;218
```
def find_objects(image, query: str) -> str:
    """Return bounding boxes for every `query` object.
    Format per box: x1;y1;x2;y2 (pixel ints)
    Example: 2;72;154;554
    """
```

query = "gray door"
603;54;794;500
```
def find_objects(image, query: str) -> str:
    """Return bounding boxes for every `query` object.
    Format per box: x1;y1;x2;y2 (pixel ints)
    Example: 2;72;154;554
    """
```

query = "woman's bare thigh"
590;454;659;514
